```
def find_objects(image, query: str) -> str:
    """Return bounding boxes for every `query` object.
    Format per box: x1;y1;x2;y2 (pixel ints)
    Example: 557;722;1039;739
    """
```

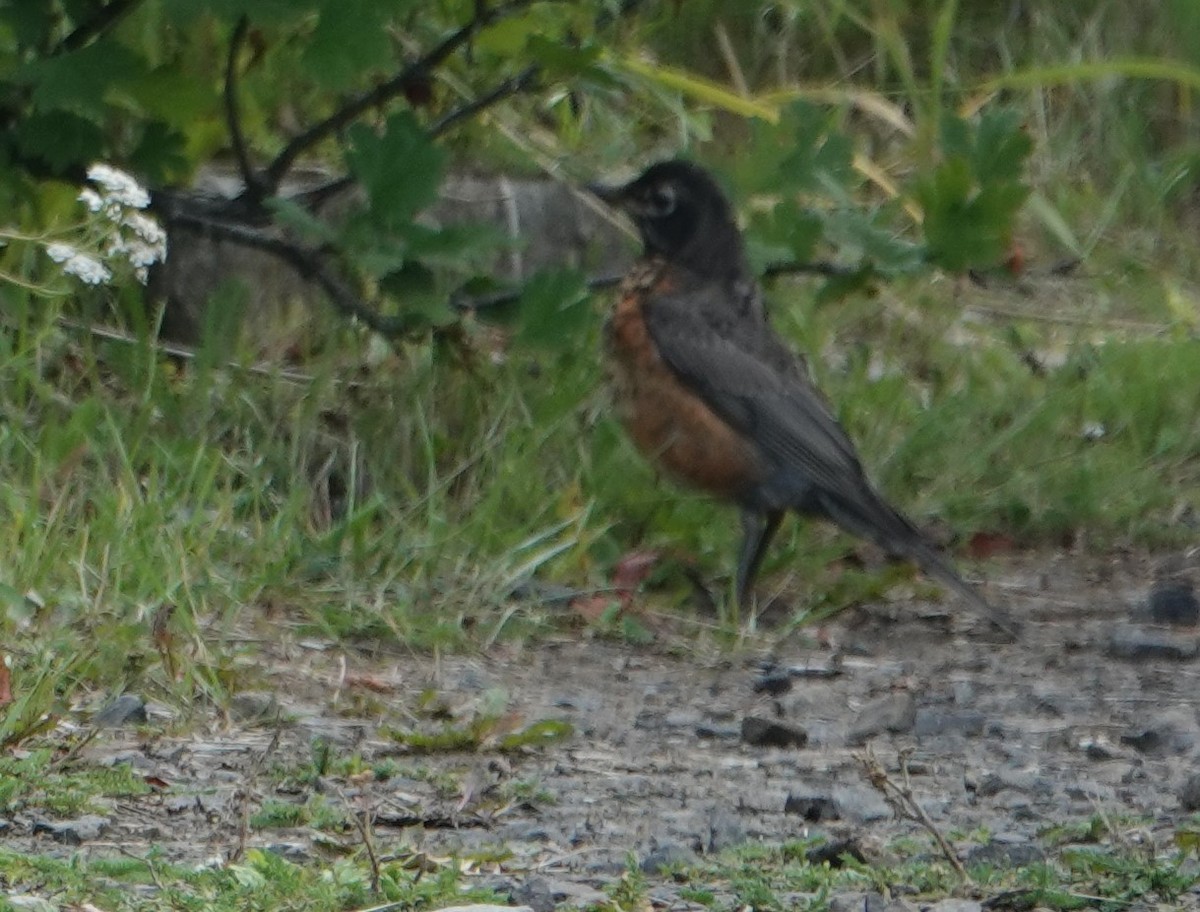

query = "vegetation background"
2;1;1200;903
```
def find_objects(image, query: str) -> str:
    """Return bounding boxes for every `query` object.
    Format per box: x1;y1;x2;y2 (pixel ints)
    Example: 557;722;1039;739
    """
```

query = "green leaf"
268;197;343;245
345;112;445;231
824;208;924;275
972;108;1033;184
14;111;106;173
129;121;190;183
0;4;56;50
303;0;397;90
161;0;308;25
527;35;602;77
516;269;589;348
17;40;148;115
752;200;822;265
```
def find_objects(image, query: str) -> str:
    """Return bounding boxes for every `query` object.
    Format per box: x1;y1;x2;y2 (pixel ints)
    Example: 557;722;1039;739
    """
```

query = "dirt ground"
12;550;1200;907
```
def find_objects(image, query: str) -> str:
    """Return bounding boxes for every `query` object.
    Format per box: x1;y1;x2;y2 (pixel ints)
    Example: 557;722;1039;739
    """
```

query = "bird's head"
588;159;748;282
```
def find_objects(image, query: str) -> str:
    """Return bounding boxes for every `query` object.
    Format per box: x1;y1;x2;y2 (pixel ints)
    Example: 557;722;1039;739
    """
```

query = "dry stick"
340;786;382;893
856;746;969;880
228;726;283;864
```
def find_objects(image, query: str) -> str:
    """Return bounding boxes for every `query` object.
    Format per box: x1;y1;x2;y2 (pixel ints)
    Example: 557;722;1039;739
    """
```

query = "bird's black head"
589;159;748;283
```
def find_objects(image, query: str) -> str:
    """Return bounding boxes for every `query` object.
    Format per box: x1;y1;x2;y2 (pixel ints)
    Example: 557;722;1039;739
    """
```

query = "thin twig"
451;271;624;312
856;747;969;880
429;64;540;138
263;0;544;191
54;0;144;54
224;16;263;202
763;259;862;280
166;212;413;337
340;786;382;893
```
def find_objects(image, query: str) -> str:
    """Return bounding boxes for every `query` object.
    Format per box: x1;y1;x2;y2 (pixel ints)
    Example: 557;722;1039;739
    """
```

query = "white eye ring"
646;184;676;216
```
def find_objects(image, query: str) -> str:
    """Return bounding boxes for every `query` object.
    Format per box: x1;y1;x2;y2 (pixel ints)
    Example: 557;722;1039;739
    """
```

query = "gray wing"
641;286;875;511
642;287;1020;637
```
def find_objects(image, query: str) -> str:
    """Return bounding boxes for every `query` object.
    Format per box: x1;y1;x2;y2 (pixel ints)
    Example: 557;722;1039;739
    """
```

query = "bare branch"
762;259;862;280
857;747;969;880
263;0;542;192
166;211;414;338
224;16;264;203
55;0;145;54
429;65;539;138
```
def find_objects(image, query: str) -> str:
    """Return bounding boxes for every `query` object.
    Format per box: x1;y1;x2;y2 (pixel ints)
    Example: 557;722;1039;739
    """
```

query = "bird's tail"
818;490;1021;640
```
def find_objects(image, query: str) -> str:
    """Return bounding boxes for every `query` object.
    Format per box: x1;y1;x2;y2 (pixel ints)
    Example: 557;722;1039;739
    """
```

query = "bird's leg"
736;509;784;611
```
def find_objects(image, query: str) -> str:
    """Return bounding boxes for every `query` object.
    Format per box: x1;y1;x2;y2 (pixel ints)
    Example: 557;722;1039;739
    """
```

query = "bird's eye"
645;184;676;217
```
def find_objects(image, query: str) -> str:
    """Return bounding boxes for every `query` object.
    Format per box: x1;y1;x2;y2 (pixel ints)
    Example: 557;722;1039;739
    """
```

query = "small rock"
695;723;741;740
228;691;280;722
741;716;808;748
923;902;982;912
830;892;902;912
6;896;57;912
706;807;747;853
432;906;534;912
1180;773;1200;811
512;877;556;912
806;837;867;867
964;840;1046;869
31;815;110;845
1146;581;1200;626
784;793;839;822
1120;711;1197;755
640;841;698;873
831;785;891;823
753;673;793;696
847;692;917;744
914;710;986;738
265;842;311;862
92;693;148;727
1107;625;1199;661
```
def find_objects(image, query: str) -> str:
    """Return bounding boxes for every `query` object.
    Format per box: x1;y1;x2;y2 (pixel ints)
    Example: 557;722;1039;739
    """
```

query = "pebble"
913;709;986;738
1107;625;1199;661
640;840;699;873
6;897;57;912
828;892;899;912
92;693;148;727
705;807;747;853
806;837;867;867
847;692;917;745
1180;773;1200;811
831;785;891;823
1145;580;1200;626
536;879;607;909
783;793;840;822
740;716;808;748
31;815;110;845
228;691;280;722
963;839;1046;869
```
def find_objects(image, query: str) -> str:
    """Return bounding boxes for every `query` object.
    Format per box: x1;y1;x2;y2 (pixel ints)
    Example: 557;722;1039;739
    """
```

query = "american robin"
589;159;1018;638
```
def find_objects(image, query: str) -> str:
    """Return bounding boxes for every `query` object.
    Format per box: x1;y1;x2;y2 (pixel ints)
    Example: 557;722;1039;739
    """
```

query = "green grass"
2;250;1200;725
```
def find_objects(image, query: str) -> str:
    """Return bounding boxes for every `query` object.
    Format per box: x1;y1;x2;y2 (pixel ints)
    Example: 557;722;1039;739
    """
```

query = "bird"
588;159;1018;638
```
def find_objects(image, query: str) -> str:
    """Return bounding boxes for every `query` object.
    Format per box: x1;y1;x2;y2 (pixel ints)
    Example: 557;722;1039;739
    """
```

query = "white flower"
61;252;112;285
86;163;150;209
45;242;77;263
78;188;104;212
125;239;163;268
123;212;167;248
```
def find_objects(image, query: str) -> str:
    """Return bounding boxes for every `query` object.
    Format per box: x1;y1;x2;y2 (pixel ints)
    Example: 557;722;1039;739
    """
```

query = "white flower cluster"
42;163;167;286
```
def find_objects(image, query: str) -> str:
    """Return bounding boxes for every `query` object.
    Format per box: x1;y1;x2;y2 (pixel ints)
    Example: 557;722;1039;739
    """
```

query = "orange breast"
604;266;763;501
